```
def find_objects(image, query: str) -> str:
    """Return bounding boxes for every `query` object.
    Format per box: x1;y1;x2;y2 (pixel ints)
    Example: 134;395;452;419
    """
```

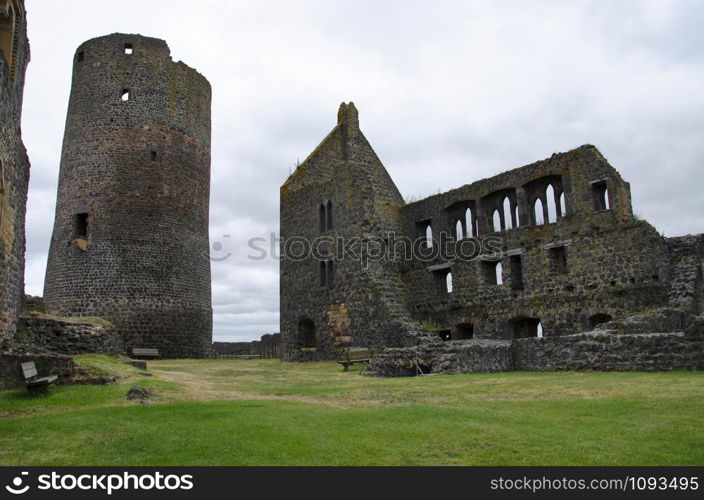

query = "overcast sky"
20;0;704;341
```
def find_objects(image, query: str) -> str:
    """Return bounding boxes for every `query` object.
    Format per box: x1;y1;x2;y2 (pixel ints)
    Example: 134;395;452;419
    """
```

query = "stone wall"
367;339;513;377
0;0;30;339
17;314;122;355
366;310;704;376
43;34;213;358
212;333;282;358
0;351;75;390
280;103;428;362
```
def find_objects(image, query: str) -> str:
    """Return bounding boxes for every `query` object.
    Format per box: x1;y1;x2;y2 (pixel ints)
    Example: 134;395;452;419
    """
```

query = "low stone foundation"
366;312;704;376
212;333;282;359
0;351;76;390
17;314;122;355
366;339;512;377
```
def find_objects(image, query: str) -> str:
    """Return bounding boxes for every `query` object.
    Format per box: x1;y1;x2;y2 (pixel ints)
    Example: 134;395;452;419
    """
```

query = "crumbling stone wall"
0;0;29;339
0;351;75;390
43;34;213;358
399;146;671;340
666;235;704;314
17;314;122;355
367;310;704;376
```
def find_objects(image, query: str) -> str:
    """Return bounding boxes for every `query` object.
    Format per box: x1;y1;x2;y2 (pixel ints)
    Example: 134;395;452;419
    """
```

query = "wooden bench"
130;348;161;359
21;361;58;393
337;347;375;371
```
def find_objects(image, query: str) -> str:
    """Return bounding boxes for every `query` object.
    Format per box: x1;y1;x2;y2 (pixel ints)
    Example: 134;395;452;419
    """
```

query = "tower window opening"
124;43;133;55
73;213;89;239
121;89;130;101
77;51;85;63
151;151;158;161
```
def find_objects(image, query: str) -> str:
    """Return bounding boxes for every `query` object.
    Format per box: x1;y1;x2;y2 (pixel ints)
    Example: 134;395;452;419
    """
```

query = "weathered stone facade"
280;103;428;361
0;0;29;339
280;103;704;371
43;34;213;358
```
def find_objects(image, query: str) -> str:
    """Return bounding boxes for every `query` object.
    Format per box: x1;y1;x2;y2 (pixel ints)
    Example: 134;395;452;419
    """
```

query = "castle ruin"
280;103;704;374
43;34;213;358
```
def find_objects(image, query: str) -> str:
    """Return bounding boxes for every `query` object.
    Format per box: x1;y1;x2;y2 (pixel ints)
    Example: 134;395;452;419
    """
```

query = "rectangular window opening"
319;261;327;287
77;51;85;63
150;151;158;161
121;89;130;101
591;180;609;211
550;246;568;275
124;43;133;55
510;255;524;290
73;213;89;239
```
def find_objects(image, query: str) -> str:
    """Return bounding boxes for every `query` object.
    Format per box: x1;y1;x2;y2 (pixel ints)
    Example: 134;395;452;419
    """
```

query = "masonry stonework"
43;34;213;358
0;0;29;340
280;103;704;373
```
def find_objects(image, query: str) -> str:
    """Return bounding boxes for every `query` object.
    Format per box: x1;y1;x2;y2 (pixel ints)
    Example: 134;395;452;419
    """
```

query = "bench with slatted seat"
21;361;58;393
130;348;161;360
337;347;375;371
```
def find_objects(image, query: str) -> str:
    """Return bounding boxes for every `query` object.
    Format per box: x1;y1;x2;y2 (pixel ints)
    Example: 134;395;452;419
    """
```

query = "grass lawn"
1;355;702;465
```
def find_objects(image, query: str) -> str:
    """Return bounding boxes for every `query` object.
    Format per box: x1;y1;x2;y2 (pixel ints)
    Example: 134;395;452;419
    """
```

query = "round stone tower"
43;33;212;357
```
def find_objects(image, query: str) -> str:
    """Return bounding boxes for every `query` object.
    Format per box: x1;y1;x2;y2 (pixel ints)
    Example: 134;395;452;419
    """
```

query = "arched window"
536;322;544;338
546;185;557;223
492;210;501;232
496;262;503;285
503;196;512;229
514;205;520;228
425;224;433;248
446;272;453;294
466;208;474;237
591;181;610;211
559;192;566;216
326;200;333;230
298;318;317;348
534;198;545;225
455;220;463;240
